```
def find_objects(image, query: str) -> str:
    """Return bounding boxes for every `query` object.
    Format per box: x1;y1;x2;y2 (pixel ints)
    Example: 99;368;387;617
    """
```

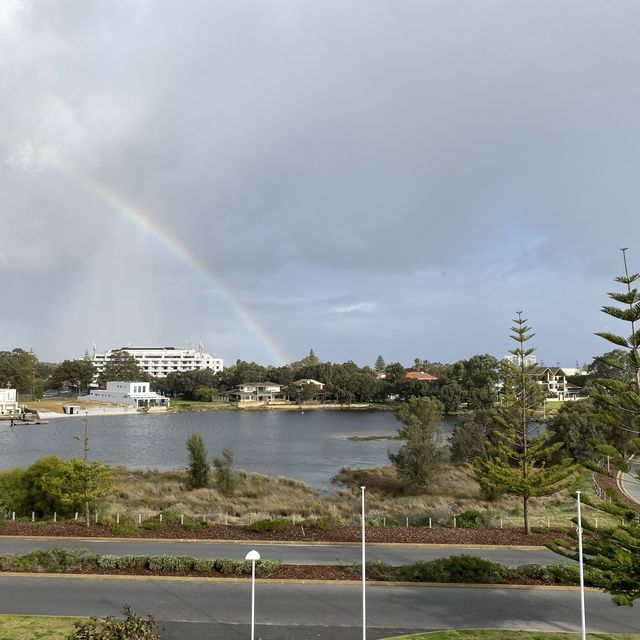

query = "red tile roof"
405;371;438;381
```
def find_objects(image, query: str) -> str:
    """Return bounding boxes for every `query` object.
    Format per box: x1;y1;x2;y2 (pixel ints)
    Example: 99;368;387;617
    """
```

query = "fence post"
595;518;598;529
453;516;457;529
94;511;98;524
405;516;409;528
138;513;142;525
53;512;57;523
75;512;78;522
500;518;503;529
116;514;120;524
428;517;432;529
32;512;35;522
12;512;15;522
159;513;163;523
383;516;386;527
181;514;184;526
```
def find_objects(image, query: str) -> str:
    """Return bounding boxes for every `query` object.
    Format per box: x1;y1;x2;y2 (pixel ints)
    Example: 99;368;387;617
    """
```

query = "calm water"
0;410;455;490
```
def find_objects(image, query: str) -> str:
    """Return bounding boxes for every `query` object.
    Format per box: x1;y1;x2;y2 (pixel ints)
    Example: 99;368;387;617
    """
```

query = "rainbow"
49;162;289;365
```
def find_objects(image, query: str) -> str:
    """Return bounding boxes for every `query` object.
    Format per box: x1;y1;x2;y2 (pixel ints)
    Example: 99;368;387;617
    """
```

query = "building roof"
405;371;438;381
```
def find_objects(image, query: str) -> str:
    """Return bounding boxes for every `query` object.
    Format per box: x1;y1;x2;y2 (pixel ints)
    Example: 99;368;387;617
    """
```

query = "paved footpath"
0;537;564;566
0;575;636;639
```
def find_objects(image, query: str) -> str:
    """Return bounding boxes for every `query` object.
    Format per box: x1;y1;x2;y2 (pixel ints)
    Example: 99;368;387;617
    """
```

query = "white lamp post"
245;549;261;640
575;491;586;640
361;485;366;640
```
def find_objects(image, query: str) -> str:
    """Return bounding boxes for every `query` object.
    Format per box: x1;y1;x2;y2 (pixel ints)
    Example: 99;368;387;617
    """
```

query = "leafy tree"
0;348;38;394
453;354;501;410
98;351;146;387
374;355;386;373
213;447;236;495
19;456;113;522
547;399;602;463
470;313;577;533
59;459;115;527
389;396;448;490
449;409;495;464
0;468;28;514
186;433;209;489
161;369;218;399
434;380;464;414
69;604;160;639
193;386;218;402
52;359;96;394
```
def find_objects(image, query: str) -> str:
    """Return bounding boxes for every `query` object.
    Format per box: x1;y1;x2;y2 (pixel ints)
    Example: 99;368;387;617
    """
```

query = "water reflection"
0;410;455;490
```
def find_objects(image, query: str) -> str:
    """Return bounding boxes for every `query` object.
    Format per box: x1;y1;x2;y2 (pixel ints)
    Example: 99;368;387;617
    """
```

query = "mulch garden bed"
0;522;569;546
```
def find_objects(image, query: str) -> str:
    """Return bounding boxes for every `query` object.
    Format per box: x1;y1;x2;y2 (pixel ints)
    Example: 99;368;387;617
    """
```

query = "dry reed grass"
94;463;618;530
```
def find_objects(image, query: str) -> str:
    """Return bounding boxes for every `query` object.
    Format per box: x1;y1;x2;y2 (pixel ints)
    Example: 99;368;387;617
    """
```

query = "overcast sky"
1;1;639;368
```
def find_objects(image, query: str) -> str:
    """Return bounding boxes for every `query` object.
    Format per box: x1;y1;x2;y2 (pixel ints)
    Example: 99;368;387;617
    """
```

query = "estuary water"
0;410;455;490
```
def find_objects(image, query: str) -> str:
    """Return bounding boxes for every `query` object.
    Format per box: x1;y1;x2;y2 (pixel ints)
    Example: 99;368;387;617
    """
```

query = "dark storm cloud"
1;1;639;364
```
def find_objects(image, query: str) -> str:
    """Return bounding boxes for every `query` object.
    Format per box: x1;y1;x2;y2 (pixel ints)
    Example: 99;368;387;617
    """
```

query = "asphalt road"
0;575;636;639
620;457;640;505
0;537;564;566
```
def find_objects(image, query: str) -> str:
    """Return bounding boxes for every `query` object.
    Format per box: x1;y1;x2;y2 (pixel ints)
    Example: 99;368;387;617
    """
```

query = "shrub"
213;447;236;495
508;563;553;582
111;521;138;536
97;555;119;571
256;559;281;577
398;556;507;584
116;555;149;570
456;510;490;528
193;558;215;573
247;517;290;533
69;604;159;639
362;560;398;581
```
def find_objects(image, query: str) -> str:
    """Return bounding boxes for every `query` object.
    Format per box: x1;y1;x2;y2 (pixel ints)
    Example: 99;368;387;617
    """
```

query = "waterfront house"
79;381;169;409
226;382;285;402
0;388;19;415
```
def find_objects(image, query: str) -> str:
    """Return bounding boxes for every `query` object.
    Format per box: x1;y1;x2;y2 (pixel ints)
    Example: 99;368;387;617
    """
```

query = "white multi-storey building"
0;388;19;415
91;345;223;379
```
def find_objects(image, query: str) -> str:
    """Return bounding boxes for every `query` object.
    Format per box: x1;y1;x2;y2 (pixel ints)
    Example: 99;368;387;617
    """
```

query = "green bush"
111;521;138;536
256;559;281;577
69;604;159;639
193;558;215;573
247;517;290;533
97;555;119;570
362;560;398;581
116;555;148;570
398;555;507;584
456;510;490;528
508;563;553;582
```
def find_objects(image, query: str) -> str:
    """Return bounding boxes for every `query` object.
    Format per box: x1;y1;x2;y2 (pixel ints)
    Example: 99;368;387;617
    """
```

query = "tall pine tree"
549;249;640;605
471;313;576;533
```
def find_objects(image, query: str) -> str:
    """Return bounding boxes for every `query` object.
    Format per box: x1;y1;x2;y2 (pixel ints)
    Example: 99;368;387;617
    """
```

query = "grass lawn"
0;615;82;639
384;631;640;640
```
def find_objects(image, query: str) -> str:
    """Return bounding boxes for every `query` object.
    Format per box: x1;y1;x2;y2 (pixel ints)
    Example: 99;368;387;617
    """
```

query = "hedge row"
0;549;599;587
0;548;280;577
362;556;602;586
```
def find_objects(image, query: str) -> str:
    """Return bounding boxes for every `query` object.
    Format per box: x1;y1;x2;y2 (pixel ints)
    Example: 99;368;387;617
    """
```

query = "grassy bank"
384;633;640;640
0;615;80;640
81;463;616;531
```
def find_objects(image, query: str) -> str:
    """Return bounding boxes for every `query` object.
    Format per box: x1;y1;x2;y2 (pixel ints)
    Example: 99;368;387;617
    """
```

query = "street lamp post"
245;549;261;640
576;491;586;640
361;485;366;640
